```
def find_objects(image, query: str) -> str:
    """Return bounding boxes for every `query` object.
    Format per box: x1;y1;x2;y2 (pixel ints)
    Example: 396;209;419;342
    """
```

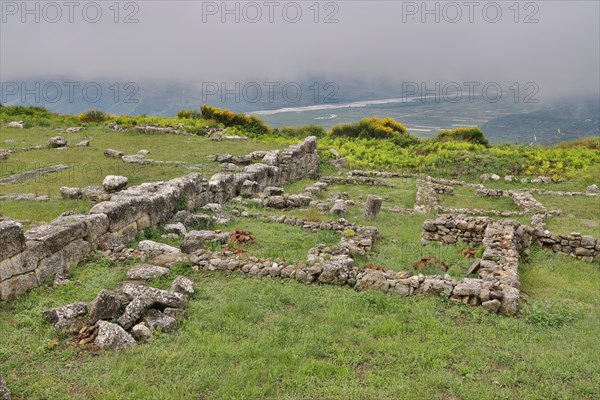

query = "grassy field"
0;127;283;224
1;125;599;399
535;194;600;237
0;249;597;400
437;186;519;212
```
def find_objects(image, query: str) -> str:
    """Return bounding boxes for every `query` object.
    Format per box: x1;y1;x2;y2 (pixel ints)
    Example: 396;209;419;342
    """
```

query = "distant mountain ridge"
1;79;598;145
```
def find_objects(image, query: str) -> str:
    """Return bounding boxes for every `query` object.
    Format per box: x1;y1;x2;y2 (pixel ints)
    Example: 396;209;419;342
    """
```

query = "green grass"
535;194;600;237
1;126;599;399
216;217;341;262
481;179;594;193
0;199;92;226
0;127;283;222
0;251;598;399
437;186;519;211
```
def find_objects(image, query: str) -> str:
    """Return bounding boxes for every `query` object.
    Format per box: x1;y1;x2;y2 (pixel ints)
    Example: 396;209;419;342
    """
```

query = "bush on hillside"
272;125;326;138
78;109;108;124
201;105;270;135
176;109;203;119
329;117;419;146
436;127;490;147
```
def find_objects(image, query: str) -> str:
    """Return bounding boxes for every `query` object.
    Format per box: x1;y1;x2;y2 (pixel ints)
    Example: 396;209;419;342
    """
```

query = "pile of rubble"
42;272;194;350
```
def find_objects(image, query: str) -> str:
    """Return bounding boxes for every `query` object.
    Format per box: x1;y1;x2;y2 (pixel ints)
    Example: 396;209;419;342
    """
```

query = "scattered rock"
42;302;87;333
122;154;147;164
482;299;501;313
164;223;187;236
126;264;170;281
143;308;177;332
0;150;10;160
48;136;67;148
170;276;194;296
138;240;180;254
164;308;186;320
151;252;190;267
104;148;124;159
107;122;121;131
53;273;70;286
330;199;347;215
490;174;500;181
138;149;150;155
586;184;599;194
202;203;222;212
66;126;86;133
131;323;153;342
81;186;108;202
89;289;129;324
75;140;90;147
264;187;284;196
60;186;82;200
94;320;137;350
116;293;155;330
102;175;128;192
180;230;229;254
0;374;11;400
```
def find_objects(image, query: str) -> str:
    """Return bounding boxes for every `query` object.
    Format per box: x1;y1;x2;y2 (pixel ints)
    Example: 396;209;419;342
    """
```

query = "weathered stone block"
0;220;25;261
0;272;38;300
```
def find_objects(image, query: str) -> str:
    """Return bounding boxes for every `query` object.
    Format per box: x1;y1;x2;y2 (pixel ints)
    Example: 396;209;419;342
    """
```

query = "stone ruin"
422;214;599;315
1;136;598;325
0;137;320;300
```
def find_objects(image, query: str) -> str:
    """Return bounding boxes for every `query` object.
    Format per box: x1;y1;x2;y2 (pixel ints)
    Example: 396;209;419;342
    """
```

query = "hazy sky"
1;0;599;98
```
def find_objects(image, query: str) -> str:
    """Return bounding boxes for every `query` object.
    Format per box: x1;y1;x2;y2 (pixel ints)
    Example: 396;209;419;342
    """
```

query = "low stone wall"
347;170;417;178
421;215;534;315
0;165;70;185
0;137;320;300
422;215;493;244
524;188;600;197
534;230;599;261
321;176;394;187
421;214;599;314
511;191;547;213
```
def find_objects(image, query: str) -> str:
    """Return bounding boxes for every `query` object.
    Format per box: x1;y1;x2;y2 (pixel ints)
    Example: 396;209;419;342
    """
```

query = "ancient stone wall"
421;215;493;245
533;230;599;262
421;214;598;315
0;137;319;300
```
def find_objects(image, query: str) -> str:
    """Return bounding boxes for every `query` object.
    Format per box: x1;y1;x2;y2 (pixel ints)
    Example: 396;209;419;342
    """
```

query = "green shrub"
177;109;203;119
272;125;326;138
78;109;108;124
329;117;419;146
0;105;78;127
201;105;270;135
436;127;490;147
